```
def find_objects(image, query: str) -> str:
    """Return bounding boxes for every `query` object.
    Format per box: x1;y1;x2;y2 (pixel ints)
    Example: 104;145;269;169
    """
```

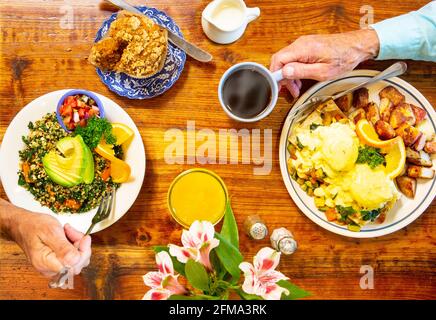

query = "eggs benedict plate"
279;70;436;238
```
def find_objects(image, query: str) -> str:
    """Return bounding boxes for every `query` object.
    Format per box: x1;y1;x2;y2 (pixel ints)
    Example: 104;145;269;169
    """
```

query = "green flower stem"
217;280;240;290
195;294;221;300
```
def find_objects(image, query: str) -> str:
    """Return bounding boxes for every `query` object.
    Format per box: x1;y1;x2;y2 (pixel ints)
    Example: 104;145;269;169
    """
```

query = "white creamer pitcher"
201;0;260;44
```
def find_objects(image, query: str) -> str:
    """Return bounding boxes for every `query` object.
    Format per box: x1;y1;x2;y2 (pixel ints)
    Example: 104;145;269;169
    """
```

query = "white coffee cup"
218;62;283;122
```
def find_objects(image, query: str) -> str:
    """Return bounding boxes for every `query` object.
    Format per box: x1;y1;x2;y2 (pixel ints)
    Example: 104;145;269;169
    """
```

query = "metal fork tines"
288;95;329;120
85;189;115;235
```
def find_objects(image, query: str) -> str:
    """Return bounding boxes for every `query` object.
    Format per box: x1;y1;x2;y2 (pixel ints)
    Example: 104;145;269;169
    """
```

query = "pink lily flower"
169;220;220;270
239;247;290;300
142;251;187;300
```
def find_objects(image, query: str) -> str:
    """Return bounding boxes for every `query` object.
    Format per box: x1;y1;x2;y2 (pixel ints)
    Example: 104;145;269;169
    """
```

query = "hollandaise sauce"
289;120;400;230
168;169;228;228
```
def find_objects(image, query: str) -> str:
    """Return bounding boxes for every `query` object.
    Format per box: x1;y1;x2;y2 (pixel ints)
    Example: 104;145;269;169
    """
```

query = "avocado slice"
82;144;95;184
43;135;91;187
44;165;80;187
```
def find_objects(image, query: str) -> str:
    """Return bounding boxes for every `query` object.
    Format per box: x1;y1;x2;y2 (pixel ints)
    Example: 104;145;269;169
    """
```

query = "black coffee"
222;68;272;119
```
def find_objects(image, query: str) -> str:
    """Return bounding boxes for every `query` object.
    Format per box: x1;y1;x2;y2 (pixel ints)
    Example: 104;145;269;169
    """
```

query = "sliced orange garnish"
95;142;115;160
356;119;396;148
110;158;131;183
111;123;134;146
383;137;406;179
95;142;131;183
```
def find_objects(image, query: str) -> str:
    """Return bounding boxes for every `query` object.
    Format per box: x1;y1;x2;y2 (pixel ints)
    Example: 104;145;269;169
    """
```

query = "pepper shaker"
270;227;297;255
244;215;268;240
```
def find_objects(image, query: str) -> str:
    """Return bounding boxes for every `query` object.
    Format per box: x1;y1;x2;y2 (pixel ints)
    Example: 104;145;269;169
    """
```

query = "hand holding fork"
48;190;115;289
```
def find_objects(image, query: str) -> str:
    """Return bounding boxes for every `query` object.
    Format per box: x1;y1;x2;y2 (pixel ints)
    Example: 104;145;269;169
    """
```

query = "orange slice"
111;123;134;146
383;136;406;179
94;123;133;183
356;119;396;148
110;158;131;183
95;142;131;183
95;142;115;160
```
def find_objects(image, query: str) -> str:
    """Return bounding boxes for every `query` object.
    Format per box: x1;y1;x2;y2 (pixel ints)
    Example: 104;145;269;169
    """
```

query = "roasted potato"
379;97;394;122
410;104;427;125
348;108;366;124
424;141;436;154
396;176;417;198
379;85;405;106
323;112;333;125
365;102;380;125
406;148;433;167
406;147;419;160
377;212;387;223
425;132;436;142
352;88;369;109
375;120;396;140
395;123;421;146
412;133;427;151
288;143;297;160
317;99;347;122
407;165;435;179
389;103;416;129
334;93;353;113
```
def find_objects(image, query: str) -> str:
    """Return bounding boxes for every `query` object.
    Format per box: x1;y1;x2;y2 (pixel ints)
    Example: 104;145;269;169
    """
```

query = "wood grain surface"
0;0;435;300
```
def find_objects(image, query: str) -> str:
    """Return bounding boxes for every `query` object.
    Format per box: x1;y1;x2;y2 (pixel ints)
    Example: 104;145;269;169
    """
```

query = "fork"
48;190;115;289
288;62;408;125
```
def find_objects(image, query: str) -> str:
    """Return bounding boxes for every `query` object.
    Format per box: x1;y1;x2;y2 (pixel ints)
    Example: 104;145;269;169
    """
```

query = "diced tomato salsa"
59;94;100;130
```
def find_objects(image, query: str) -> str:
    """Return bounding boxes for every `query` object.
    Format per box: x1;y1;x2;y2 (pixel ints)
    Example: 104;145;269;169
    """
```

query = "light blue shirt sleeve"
370;1;436;62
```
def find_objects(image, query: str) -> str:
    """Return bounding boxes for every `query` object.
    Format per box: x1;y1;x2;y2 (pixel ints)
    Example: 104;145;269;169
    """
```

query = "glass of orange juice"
167;169;229;228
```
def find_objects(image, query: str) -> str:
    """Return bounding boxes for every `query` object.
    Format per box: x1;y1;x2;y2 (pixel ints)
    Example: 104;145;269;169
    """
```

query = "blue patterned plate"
94;6;186;99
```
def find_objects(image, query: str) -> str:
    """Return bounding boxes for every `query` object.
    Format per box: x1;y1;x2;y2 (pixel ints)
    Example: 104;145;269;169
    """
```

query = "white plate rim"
279;70;436;238
0;89;146;234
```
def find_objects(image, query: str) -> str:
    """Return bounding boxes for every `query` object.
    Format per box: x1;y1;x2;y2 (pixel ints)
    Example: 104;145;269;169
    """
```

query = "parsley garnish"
356;146;385;169
310;123;322;131
113;144;124;159
18;174;26;186
19;148;36;161
74;117;116;149
361;209;381;221
21;135;29;145
296;136;304;149
336;205;356;222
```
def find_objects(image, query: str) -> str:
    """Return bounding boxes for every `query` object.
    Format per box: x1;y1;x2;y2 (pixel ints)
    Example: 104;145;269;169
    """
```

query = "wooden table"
0;0;435;300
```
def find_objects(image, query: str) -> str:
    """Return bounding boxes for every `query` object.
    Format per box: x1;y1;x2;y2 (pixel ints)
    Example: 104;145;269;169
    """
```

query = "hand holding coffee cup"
218;62;284;122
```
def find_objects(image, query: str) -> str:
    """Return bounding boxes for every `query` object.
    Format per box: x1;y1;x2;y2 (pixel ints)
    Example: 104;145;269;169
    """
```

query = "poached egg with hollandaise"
290;121;399;223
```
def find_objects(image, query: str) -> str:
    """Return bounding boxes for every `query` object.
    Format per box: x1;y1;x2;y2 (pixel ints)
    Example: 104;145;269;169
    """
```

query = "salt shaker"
270;227;297;255
244;215;268;240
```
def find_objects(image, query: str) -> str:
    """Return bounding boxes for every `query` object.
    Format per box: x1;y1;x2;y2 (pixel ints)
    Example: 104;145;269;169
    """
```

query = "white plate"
279;70;436;238
0;90;146;234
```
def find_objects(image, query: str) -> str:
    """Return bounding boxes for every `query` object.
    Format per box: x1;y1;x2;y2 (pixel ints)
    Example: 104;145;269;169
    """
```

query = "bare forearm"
348;28;380;62
0;198;12;235
0;198;23;240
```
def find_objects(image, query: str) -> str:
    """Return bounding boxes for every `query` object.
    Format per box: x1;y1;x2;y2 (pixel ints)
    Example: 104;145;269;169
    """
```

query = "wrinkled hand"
10;209;91;277
270;29;380;97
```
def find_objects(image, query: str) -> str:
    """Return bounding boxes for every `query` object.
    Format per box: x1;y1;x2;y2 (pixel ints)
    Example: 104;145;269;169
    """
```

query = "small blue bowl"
56;89;105;133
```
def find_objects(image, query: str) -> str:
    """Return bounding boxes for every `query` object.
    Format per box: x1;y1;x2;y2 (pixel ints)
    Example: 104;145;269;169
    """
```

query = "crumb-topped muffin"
89;11;168;78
